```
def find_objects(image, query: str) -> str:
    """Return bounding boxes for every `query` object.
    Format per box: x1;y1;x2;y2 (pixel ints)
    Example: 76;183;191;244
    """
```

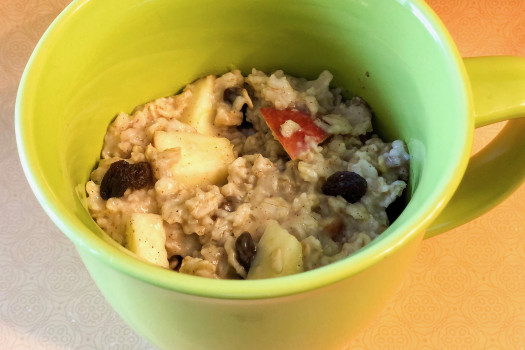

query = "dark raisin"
386;189;407;224
99;160;153;200
237;104;253;131
100;160;131;200
223;87;242;104
235;232;256;271
322;171;367;203
221;196;240;212
237;105;254;136
221;202;233;212
128;162;153;189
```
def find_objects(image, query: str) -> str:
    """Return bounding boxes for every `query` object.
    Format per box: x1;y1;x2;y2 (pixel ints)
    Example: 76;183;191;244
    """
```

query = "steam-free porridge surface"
85;69;409;279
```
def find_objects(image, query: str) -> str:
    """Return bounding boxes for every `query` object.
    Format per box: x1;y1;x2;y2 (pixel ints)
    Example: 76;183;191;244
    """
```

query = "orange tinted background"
349;1;525;348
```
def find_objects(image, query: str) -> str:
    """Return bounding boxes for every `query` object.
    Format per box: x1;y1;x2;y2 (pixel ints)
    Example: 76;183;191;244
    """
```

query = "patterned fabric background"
1;0;524;349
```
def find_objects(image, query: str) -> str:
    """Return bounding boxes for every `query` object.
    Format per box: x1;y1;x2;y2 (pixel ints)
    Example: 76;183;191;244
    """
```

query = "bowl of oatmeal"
16;0;525;349
85;69;410;280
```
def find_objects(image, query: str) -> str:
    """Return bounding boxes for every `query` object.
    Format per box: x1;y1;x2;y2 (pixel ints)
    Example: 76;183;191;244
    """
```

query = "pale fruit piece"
247;220;304;279
153;131;235;187
180;75;217;135
126;213;169;268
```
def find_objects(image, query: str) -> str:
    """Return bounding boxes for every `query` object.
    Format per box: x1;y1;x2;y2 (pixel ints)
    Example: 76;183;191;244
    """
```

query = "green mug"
16;0;525;349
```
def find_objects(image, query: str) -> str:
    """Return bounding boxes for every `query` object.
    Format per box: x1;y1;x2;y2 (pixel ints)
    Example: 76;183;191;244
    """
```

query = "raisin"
221;196;240;212
322;171;367;203
99;160;153;200
128;162;153;189
100;160;131;200
237;105;254;137
237;104;253;131
221;202;233;213
235;232;256;271
386;190;407;224
223;87;242;104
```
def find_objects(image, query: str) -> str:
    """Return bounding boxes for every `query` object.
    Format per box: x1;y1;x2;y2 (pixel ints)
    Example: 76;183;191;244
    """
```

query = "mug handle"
424;56;525;238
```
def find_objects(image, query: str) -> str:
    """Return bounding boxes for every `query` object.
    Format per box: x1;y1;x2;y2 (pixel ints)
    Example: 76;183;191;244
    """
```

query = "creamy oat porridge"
85;69;409;279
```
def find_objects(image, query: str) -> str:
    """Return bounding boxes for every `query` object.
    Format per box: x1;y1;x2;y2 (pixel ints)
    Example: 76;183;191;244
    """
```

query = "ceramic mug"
16;0;525;349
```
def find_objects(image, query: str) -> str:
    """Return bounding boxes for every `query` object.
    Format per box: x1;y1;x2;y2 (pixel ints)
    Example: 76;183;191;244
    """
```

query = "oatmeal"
85;69;410;279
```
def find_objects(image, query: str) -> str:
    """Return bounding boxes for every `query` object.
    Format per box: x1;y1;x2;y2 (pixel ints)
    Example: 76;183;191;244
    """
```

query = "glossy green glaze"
15;0;525;349
425;57;525;237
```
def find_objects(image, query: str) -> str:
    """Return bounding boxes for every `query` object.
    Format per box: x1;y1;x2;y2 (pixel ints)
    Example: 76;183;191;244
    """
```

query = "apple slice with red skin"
260;107;330;159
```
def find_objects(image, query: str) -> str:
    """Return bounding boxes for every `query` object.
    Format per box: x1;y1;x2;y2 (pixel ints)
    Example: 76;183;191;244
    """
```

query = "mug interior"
16;0;470;298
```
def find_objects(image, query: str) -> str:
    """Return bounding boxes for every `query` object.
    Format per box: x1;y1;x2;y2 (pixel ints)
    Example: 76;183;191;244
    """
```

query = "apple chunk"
126;213;169;268
247;220;304;279
154;131;235;187
260;108;330;159
180;75;217;135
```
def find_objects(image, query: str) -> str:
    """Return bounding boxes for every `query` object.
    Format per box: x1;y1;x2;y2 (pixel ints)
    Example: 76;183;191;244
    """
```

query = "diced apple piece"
125;213;169;268
247;220;304;279
154;131;235;187
180;75;217;135
260;107;330;159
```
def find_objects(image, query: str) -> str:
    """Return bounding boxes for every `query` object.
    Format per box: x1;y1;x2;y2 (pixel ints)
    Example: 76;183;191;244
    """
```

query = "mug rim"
15;0;473;299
